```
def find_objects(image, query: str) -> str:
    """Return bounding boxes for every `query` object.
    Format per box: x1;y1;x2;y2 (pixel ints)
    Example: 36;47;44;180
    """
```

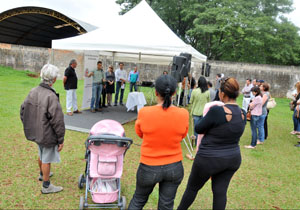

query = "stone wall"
0;43;50;72
51;49;84;80
202;61;300;98
0;43;85;79
1;43;300;97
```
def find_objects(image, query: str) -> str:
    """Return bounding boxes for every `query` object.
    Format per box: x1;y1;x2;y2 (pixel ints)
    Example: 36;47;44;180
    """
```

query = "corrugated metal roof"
0;6;97;48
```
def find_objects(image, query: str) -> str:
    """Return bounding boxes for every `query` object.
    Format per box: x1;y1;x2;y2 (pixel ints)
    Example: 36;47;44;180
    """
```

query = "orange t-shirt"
135;105;189;166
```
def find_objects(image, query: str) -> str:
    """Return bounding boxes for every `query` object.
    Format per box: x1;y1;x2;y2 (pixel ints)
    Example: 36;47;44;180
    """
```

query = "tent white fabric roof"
52;0;207;65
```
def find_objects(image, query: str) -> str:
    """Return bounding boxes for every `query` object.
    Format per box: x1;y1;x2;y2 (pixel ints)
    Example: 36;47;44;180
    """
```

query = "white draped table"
126;92;147;112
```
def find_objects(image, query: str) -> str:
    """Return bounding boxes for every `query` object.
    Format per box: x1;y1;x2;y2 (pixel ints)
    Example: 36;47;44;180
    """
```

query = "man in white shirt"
242;78;253;111
114;62;127;106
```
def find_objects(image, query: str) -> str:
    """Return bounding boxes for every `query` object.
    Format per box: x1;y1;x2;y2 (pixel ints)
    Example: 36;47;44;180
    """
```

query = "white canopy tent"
52;0;206;65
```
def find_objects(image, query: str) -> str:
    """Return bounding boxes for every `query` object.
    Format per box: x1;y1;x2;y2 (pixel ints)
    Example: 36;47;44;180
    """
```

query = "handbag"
290;101;295;111
246;110;251;121
267;97;276;110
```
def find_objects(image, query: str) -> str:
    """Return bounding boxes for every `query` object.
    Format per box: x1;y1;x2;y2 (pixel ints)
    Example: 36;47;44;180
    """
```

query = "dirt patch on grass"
27;73;39;78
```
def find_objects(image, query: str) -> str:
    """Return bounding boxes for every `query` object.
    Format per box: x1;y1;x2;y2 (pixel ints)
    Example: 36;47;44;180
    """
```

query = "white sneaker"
244;145;256;149
41;184;63;194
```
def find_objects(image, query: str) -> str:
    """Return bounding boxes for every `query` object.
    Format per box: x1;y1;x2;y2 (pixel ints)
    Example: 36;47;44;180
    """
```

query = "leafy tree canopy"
116;0;300;65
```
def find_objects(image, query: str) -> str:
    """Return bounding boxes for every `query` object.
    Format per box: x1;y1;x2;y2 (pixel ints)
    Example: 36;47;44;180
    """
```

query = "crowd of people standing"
243;79;271;149
63;59;141;115
290;82;300;147
21;60;292;210
128;74;247;210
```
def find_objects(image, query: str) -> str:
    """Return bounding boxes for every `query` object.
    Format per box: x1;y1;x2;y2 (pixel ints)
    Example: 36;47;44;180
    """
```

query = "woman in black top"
105;65;115;106
178;78;246;210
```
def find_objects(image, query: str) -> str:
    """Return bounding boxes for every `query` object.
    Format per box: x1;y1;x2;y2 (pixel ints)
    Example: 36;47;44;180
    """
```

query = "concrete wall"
202;61;300;98
1;43;299;97
0;43;50;72
0;43;85;79
51;49;84;79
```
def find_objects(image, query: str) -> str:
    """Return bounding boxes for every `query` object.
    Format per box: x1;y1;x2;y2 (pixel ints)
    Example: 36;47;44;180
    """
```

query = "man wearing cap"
63;59;81;116
242;78;253;112
256;80;261;87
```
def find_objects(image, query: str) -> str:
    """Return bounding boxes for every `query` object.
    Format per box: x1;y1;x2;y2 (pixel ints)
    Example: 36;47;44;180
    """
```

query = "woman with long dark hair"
190;76;210;146
105;65;115;106
128;75;189;210
245;86;263;149
178;78;246;210
260;83;270;141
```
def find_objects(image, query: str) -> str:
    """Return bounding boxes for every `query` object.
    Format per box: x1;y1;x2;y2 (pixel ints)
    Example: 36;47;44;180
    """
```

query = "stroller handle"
86;134;133;149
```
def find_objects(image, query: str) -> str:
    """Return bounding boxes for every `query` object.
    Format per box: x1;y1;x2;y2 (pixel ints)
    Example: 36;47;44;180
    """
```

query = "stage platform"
64;106;137;133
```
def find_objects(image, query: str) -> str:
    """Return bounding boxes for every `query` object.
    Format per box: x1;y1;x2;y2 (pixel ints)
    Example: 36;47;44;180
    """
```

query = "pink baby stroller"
78;120;132;210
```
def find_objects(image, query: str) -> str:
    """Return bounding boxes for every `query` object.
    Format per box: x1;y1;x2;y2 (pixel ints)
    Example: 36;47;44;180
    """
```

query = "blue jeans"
130;82;138;92
188;89;193;104
128;161;184;210
90;83;102;109
293;109;300;132
115;81;125;104
193;115;203;146
250;115;260;146
258;115;266;142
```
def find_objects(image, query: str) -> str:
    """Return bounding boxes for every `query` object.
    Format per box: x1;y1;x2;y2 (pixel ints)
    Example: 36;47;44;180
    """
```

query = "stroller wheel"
78;174;85;189
120;196;126;210
79;196;84;210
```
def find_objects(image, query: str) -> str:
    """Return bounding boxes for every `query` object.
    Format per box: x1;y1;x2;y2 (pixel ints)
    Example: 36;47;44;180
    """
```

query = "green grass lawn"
0;66;299;209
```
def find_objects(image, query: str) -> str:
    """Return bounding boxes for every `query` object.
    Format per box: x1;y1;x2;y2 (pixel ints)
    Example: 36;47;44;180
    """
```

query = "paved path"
64;106;137;133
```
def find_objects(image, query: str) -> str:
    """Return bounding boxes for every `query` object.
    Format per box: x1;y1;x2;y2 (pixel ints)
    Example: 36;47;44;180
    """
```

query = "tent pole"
177;82;182;106
204;61;207;77
138;52;141;92
112;51;115;67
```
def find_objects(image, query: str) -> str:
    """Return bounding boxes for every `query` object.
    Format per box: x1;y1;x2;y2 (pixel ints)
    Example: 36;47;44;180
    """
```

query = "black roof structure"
0;6;97;48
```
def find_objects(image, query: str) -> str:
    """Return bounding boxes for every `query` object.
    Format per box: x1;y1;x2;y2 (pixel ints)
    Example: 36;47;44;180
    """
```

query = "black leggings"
177;154;241;210
264;110;269;139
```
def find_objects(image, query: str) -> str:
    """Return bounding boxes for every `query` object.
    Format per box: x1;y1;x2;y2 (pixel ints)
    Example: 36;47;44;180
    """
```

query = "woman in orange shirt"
128;75;189;210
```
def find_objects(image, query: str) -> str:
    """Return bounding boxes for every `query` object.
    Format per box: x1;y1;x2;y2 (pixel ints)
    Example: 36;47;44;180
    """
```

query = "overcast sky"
0;0;299;28
287;0;300;27
0;0;121;28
